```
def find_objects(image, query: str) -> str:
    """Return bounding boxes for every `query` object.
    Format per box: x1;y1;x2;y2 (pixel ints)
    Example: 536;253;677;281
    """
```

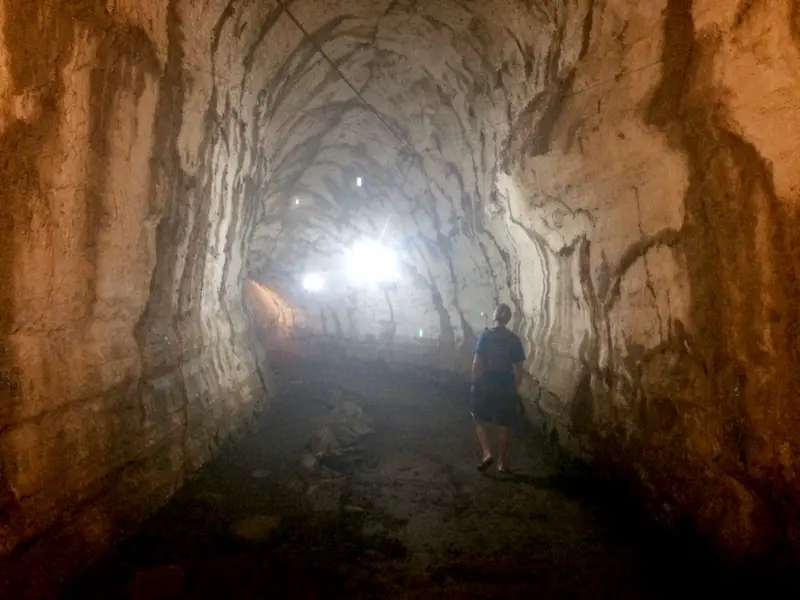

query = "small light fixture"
356;176;362;187
295;198;300;205
418;328;423;338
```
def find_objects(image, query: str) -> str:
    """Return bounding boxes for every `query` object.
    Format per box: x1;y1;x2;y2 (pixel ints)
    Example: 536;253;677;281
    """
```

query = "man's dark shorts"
471;385;519;427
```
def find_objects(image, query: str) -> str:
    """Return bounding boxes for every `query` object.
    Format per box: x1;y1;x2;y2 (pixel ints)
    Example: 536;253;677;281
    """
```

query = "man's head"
493;303;512;326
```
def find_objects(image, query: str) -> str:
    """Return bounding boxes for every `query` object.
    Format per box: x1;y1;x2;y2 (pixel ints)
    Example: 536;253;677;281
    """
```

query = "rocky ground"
61;358;797;599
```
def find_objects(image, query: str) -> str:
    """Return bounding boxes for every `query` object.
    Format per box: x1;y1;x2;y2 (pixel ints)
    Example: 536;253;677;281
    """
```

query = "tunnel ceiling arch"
231;0;588;291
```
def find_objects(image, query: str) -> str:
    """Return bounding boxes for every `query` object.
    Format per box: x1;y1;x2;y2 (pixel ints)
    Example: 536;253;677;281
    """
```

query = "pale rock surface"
2;0;800;592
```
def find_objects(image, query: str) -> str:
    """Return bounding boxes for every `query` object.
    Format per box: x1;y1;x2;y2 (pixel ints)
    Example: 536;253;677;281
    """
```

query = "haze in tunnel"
245;0;530;362
2;0;800;593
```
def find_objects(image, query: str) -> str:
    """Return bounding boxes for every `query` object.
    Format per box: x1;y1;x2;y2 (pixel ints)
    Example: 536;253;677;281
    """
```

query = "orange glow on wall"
244;279;297;353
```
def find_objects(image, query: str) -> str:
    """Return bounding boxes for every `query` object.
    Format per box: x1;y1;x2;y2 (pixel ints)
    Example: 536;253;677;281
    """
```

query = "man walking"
470;303;525;473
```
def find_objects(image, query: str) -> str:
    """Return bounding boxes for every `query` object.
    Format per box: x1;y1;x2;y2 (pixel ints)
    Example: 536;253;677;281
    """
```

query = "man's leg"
475;421;493;462
471;386;494;469
496;391;518;472
497;425;510;471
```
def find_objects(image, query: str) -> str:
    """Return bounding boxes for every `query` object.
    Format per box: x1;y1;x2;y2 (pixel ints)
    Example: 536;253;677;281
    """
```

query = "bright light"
295;198;300;205
418;328;424;338
356;176;362;187
302;273;325;293
345;239;399;286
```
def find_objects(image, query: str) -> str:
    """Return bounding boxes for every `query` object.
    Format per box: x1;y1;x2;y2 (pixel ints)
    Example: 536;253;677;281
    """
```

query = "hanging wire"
275;0;427;242
275;0;418;161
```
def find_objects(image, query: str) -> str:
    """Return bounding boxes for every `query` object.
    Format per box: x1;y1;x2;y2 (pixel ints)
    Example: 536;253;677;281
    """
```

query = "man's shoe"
477;456;494;471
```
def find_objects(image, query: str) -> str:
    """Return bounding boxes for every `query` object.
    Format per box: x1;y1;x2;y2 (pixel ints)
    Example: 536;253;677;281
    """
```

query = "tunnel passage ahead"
2;0;800;592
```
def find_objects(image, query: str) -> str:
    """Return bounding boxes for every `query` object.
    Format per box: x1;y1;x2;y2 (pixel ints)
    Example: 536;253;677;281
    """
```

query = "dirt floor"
61;358;798;599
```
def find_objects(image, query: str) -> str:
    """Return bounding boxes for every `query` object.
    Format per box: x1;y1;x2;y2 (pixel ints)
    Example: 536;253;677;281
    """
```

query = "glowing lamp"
345;239;399;286
302;273;324;293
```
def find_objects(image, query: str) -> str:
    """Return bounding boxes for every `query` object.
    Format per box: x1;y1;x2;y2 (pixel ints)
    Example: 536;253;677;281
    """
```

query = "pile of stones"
300;390;373;514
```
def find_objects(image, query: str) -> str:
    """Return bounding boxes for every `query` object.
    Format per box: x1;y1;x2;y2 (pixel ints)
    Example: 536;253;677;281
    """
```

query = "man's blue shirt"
473;326;525;390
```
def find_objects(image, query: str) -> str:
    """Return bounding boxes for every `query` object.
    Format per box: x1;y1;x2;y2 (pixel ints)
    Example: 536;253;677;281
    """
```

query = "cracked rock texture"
1;0;800;589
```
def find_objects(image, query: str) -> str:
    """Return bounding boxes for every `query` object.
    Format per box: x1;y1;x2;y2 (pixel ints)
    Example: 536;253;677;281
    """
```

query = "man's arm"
471;333;486;391
512;337;526;391
471;354;484;388
513;363;524;391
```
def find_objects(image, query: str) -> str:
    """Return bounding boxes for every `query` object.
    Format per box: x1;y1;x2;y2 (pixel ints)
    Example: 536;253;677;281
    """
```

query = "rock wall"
0;1;268;591
243;279;296;356
498;0;800;559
